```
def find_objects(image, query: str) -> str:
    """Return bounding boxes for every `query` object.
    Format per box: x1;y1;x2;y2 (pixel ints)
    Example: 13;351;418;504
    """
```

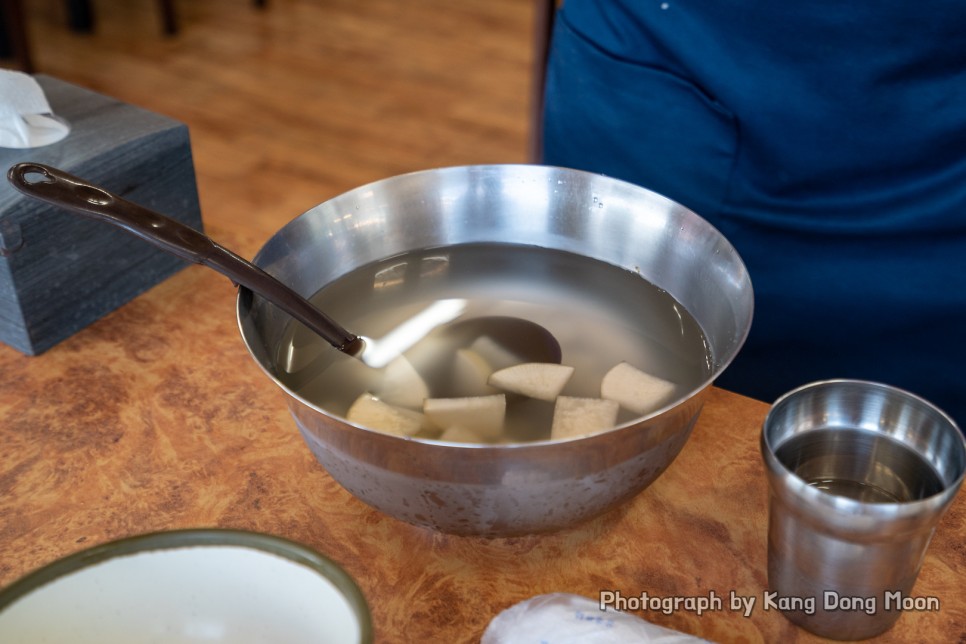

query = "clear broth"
275;243;712;442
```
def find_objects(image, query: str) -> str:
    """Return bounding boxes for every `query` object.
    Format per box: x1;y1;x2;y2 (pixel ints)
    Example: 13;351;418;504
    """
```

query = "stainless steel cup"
761;380;966;640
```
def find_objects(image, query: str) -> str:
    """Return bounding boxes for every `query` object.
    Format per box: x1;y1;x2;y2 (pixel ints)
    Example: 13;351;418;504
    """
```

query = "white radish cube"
600;361;678;415
551;396;620;440
488;362;575;401
438;425;488;444
423;394;506;440
346;393;425;436
376;355;430;410
468;335;523;371
452;348;497;396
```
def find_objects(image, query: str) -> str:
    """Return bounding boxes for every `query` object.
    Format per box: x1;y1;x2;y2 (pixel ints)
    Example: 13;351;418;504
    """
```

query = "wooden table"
0;236;963;643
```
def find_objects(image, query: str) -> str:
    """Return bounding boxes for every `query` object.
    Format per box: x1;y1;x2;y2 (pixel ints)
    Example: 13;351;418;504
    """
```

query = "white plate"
0;529;371;643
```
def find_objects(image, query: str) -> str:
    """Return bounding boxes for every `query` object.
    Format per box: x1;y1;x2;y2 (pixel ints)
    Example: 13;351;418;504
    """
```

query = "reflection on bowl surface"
0;530;372;644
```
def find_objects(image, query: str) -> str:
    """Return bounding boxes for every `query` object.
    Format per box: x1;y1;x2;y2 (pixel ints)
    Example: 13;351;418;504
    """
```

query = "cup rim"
761;379;966;509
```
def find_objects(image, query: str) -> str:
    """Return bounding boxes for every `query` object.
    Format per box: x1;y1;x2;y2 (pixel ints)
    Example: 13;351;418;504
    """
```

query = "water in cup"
774;427;945;503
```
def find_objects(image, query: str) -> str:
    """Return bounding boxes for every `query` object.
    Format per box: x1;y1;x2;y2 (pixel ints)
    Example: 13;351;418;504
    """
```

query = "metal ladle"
7;163;561;368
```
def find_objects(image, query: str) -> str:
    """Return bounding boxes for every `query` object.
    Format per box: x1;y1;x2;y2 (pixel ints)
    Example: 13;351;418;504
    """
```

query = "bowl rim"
236;163;754;448
0;528;373;643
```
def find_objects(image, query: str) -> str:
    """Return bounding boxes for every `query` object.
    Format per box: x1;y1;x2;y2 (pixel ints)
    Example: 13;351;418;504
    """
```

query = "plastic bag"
482;593;710;644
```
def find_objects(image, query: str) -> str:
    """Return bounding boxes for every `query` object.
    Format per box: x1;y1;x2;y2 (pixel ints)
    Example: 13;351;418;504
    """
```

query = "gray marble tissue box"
0;75;203;355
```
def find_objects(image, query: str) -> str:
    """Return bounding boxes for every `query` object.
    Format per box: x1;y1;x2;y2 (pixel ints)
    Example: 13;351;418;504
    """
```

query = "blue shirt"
543;0;966;425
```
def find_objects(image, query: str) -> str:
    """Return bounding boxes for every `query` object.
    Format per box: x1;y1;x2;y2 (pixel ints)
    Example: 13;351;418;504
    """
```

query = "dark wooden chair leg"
528;0;557;163
158;0;177;35
0;0;34;72
66;0;94;32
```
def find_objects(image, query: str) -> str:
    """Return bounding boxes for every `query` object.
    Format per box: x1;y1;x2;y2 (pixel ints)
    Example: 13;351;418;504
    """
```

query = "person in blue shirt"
541;0;966;426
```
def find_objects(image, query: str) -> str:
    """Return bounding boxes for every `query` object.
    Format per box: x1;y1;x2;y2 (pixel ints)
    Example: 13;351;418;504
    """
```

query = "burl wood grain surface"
1;231;964;643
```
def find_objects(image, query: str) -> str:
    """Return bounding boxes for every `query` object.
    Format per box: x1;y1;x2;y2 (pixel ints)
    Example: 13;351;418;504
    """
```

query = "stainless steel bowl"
238;165;753;536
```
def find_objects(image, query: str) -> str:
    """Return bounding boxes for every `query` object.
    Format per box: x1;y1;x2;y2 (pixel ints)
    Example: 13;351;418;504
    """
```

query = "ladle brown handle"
7;162;362;354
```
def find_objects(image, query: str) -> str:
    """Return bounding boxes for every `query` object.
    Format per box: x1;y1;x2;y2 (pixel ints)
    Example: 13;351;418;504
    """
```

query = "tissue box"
0;75;203;355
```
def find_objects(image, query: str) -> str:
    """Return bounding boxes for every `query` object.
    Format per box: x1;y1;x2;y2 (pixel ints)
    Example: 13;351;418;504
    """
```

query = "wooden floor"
7;0;538;247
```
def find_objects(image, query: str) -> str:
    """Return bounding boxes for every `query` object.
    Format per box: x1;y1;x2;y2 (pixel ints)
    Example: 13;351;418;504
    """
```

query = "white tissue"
0;70;70;148
482;593;711;644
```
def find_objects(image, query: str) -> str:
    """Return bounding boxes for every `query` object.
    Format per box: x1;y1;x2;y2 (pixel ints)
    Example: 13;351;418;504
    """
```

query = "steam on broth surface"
275;243;712;443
